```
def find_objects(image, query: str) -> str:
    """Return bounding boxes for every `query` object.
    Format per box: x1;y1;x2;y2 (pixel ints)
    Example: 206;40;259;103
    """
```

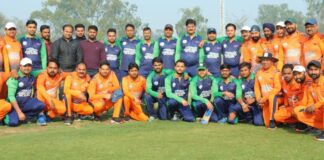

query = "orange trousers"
0;99;11;120
0;72;9;99
38;95;66;119
123;96;148;121
262;94;277;127
65;93;93;116
294;106;324;130
274;106;298;123
91;98;122;118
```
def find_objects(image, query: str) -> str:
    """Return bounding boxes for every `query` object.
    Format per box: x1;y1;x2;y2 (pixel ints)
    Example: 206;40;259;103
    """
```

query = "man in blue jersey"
153;24;177;70
175;19;204;77
118;24;141;78
104;28;122;81
19;19;47;77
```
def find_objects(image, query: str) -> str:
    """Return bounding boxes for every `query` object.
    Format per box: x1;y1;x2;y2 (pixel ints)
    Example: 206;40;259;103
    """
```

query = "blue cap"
207;28;217;34
250;25;260;32
305;18;317;26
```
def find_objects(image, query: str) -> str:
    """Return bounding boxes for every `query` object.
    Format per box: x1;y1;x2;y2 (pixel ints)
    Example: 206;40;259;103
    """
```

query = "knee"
34;100;45;111
3;103;12;113
214;97;223;105
167;99;178;108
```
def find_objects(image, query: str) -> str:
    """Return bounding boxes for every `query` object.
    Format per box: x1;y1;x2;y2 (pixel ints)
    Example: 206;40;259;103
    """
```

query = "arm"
36;74;52;104
135;42;142;66
76;43;83;64
190;77;209;104
99;43;106;62
146;72;159;98
63;76;83;99
40;39;47;70
165;75;184;103
87;80;105;100
199;47;204;64
153;39;160;58
254;72;262;101
51;40;59;59
277;44;284;71
108;72;120;93
175;36;182;62
122;77;135;100
212;78;222;98
2;45;10;74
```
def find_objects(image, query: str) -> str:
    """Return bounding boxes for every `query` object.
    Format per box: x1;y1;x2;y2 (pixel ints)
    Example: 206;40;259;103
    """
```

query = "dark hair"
186;19;196;26
220;64;231;70
26;19;37;26
75;23;85;30
128;63;139;70
225;23;236;30
99;60;110;68
282;64;294;72
76;62;86;68
40;25;50;32
62;24;74;31
47;58;60;68
143;26;151;32
239;62;252;70
152;57;163;65
107;28;116;34
125;23;135;30
175;59;186;66
88;25;98;32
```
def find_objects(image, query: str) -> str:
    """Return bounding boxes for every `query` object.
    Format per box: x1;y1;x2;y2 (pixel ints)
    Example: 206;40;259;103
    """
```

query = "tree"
256;3;306;32
0;12;25;38
175;7;208;38
305;0;324;32
30;0;142;40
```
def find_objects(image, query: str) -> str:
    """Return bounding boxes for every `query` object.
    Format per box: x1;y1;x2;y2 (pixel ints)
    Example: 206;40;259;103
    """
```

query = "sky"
0;0;307;35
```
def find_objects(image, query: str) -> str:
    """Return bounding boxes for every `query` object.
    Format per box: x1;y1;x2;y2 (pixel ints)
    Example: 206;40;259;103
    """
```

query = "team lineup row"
0;18;323;141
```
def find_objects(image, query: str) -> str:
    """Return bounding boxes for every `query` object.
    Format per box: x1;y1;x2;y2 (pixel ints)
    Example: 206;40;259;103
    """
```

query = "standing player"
136;27;155;77
40;25;52;60
74;23;86;41
104;28;122;81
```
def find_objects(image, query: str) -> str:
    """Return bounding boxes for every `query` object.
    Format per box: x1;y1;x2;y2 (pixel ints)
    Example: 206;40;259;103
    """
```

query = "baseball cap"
5;22;17;29
293;65;306;72
304;18;318;26
276;21;286;28
20;58;33;66
250;25;260;32
285;18;297;24
240;26;251;32
197;64;207;70
307;60;321;69
164;24;173;30
207;28;217;34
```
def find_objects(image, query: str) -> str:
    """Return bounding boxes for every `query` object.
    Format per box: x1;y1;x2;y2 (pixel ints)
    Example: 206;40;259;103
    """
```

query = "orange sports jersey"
282;31;307;66
240;40;250;63
88;72;120;100
1;35;22;74
301;76;324;109
122;75;146;100
64;72;91;103
242;39;264;72
261;37;284;70
37;71;64;101
280;78;305;107
303;34;324;69
254;66;281;101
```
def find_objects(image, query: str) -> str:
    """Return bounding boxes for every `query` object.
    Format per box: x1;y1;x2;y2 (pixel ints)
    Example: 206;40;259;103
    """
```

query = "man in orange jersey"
88;60;123;123
240;26;251;63
0;72;11;124
275;22;286;40
64;63;93;125
282;18;307;66
243;25;264;73
303;18;324;72
122;63;148;121
254;52;281;129
262;23;284;70
36;58;66;124
294;60;324;141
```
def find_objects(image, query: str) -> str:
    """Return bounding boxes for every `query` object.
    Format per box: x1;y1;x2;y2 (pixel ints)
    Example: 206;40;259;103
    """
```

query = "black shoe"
94;115;101;121
269;120;276;129
64;117;73;125
111;117;123;124
123;116;131;122
295;123;309;132
315;131;324;141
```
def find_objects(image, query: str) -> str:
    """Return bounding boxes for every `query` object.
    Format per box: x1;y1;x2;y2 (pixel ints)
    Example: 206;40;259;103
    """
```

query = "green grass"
0;120;323;160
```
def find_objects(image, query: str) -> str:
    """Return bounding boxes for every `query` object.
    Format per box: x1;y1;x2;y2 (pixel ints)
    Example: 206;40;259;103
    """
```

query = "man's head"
128;63;139;79
207;28;217;41
250;25;261;42
87;25;98;41
5;22;17;38
263;23;275;39
307;60;321;81
152;57;163;74
305;18;318;37
275;21;286;38
197;64;207;78
186;19;196;35
40;25;51;41
20;58;33;75
282;64;294;83
75;23;85;38
239;62;252;79
125;23;135;39
293;65;306;84
285;18;297;35
220;64;231;79
164;24;173;38
107;28;117;44
99;60;111;78
62;24;74;39
225;23;236;39
240;26;251;41
143;27;151;41
174;59;186;75
75;62;87;78
26;19;37;37
46;58;60;77
259;52;277;70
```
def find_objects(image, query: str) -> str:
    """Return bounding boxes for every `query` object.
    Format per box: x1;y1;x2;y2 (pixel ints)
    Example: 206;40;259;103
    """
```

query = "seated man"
294;60;324;141
190;64;218;122
64;63;93;125
165;59;195;122
145;57;172;120
238;62;263;126
88;60;123;123
5;58;45;126
37;59;66;124
122;63;148;121
213;64;243;124
0;72;11;124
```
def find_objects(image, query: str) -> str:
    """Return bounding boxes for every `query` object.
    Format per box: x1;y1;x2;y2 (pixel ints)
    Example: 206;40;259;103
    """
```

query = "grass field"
0;119;323;160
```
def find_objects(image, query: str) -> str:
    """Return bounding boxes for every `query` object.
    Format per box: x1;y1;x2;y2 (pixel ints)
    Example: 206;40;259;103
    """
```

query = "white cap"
276;21;286;28
5;22;17;29
293;65;306;73
240;25;251;32
20;58;33;66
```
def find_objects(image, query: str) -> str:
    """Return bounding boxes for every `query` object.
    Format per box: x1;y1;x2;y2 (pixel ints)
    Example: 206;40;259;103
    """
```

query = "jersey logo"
122;41;127;46
223;44;227;48
153;81;159;86
22;41;27;46
205;47;210;52
220;85;223;91
182;39;187;44
160;42;165;47
5;44;11;48
242;84;245;89
142;47;146;51
19;82;24;87
172;82;176;88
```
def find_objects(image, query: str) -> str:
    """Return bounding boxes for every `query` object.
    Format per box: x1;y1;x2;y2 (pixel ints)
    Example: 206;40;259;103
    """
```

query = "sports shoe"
295;123;309;132
111;117;123;124
149;116;156;122
123;116;131;122
315;131;324;141
268;120;276;129
217;117;228;124
93;115;101;122
37;114;47;126
64;117;73;125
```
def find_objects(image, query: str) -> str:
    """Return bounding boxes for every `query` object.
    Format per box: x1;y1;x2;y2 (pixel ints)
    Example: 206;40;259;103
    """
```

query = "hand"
224;92;234;99
182;100;189;106
245;97;256;105
206;70;212;76
184;74;190;80
79;94;87;101
18;111;26;121
305;105;315;113
104;93;112;100
206;102;213;110
157;92;163;99
257;98;266;106
135;97;142;104
10;69;19;79
242;103;250;113
278;105;286;109
199;40;205;48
